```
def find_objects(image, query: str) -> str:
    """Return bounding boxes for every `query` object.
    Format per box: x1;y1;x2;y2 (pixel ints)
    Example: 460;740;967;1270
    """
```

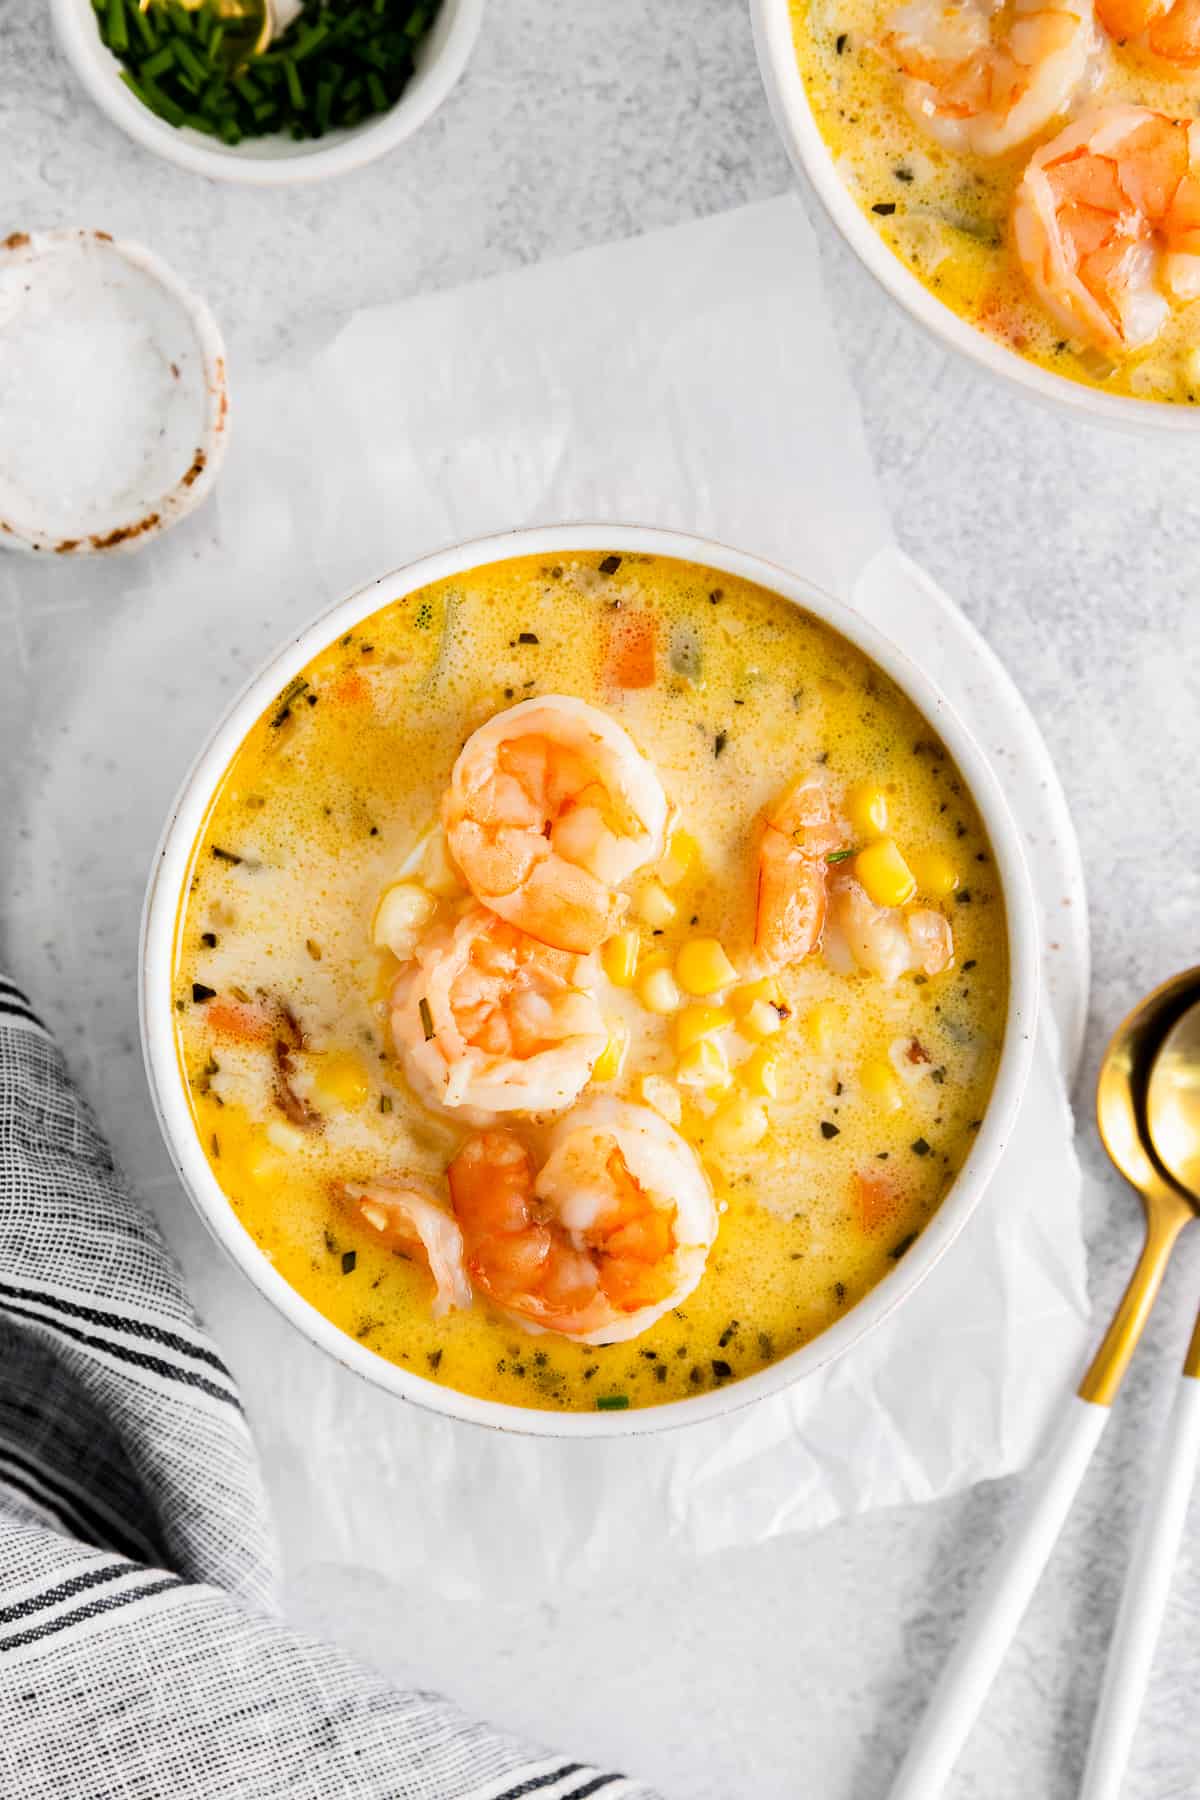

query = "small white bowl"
140;524;1039;1438
0;228;228;555
51;0;483;186
750;0;1197;433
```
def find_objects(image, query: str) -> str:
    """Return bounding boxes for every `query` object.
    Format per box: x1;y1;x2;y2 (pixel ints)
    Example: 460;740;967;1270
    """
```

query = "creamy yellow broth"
792;1;1200;402
173;551;1007;1413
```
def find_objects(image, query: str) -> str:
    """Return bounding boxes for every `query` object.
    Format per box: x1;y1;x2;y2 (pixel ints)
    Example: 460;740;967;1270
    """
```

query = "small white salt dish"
0;229;229;556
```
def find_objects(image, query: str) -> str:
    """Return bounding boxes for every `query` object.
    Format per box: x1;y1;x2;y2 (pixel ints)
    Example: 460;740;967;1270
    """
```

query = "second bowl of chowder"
752;0;1200;430
141;526;1038;1436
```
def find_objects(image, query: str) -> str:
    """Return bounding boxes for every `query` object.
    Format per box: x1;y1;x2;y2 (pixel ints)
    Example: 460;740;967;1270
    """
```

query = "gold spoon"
1080;990;1200;1799
139;0;274;68
890;968;1200;1800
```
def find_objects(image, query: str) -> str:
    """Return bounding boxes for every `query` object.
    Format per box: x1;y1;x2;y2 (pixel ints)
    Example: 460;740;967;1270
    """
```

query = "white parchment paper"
1;197;1091;1604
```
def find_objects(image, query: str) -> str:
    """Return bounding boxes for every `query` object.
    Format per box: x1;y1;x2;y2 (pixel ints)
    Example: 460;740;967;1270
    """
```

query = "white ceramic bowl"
0;228;228;555
51;0;483;186
750;0;1195;433
140;524;1039;1437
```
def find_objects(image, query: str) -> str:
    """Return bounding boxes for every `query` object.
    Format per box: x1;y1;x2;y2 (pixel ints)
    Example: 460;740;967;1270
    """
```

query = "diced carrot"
205;1000;271;1046
331;669;370;706
604;611;656;689
854;1170;900;1233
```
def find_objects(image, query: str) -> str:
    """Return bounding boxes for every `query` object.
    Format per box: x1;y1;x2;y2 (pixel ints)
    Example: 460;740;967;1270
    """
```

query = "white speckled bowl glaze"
750;0;1198;433
51;0;483;186
141;524;1039;1437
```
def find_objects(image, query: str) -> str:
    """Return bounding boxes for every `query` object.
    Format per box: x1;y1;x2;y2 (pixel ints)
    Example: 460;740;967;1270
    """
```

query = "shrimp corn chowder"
173;552;1007;1414
791;0;1200;402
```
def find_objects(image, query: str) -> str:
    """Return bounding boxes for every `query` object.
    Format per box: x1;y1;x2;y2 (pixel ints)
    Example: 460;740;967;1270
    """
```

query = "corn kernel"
602;930;640;988
845;781;889;840
709;1095;769;1154
909;849;960;900
741;1045;780;1098
804;1000;842;1054
640;1074;683;1125
658;828;699;888
673;1004;734;1055
675;937;737;997
373;882;437;959
313;1050;370;1111
677;1037;732;1091
638;962;681;1014
592;1023;628;1083
637;879;678;928
860;1057;904;1114
855;838;917;909
731;975;784;1016
741;998;783;1041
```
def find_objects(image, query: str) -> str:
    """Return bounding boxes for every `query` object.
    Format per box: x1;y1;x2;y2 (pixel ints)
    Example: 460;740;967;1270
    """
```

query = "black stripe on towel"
1;1302;241;1410
0;1573;184;1654
493;1766;586;1800
0;1281;233;1379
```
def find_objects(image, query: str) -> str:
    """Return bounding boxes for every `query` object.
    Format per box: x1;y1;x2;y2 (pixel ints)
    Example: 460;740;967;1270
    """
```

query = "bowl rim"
0;227;229;555
49;0;484;187
749;0;1200;434
139;522;1040;1439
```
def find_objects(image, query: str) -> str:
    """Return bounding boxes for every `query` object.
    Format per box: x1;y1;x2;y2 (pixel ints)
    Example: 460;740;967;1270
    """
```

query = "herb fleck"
597;1394;629;1411
200;931;217;949
872;202;897;216
341;1250;357;1275
911;1137;932;1157
419;997;435;1041
714;731;728;757
820;1120;840;1140
599;555;622;575
192;983;216;1004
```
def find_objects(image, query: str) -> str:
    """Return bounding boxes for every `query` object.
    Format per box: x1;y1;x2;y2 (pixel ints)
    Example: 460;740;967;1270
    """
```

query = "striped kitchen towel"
0;973;654;1800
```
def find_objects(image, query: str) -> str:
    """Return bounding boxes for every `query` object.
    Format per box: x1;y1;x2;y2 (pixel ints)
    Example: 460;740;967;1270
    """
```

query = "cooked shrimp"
882;0;1095;157
391;903;607;1121
1013;106;1200;351
339;1181;472;1317
447;1098;718;1344
442;696;669;955
755;774;848;968
1096;0;1200;63
823;872;954;985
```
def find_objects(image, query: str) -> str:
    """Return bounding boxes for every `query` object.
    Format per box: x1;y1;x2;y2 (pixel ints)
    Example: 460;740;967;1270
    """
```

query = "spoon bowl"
1145;993;1200;1203
1085;968;1200;1402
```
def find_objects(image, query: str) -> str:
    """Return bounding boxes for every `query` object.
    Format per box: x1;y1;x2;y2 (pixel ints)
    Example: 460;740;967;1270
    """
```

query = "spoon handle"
1080;1364;1200;1800
888;1396;1108;1800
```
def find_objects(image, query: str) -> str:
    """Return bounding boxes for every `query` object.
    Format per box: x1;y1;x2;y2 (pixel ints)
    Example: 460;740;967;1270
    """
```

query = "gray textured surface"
3;2;1200;1797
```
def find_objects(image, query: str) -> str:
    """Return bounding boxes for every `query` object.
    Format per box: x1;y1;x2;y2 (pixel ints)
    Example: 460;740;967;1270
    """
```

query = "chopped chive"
140;45;175;80
596;1394;630;1411
825;847;855;864
418;996;435;1041
106;0;129;54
